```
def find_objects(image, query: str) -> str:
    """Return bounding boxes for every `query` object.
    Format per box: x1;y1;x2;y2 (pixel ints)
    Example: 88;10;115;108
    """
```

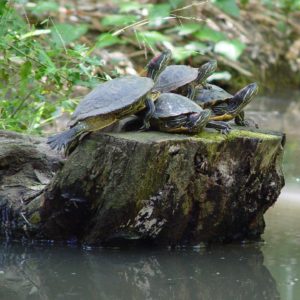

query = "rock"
0;130;63;239
36;127;285;246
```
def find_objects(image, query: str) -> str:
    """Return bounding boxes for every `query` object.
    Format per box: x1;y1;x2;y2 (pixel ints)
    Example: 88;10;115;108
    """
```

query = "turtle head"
186;109;211;133
147;49;172;81
228;82;258;114
196;60;217;84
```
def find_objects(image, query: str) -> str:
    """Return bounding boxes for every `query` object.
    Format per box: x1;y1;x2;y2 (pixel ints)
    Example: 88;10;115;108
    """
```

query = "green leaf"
207;71;231;81
119;2;145;13
172;47;196;61
31;2;59;14
20;29;51;40
8;56;25;65
148;4;171;26
168;0;184;9
36;48;56;70
136;31;170;47
96;33;123;48
101;14;139;27
194;26;227;43
51;23;88;46
277;21;288;33
212;0;240;17
214;40;246;60
20;61;32;80
0;1;8;15
174;23;201;36
185;41;211;54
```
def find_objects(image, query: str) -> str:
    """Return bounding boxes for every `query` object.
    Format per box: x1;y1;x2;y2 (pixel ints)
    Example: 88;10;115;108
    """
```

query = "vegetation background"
1;0;300;134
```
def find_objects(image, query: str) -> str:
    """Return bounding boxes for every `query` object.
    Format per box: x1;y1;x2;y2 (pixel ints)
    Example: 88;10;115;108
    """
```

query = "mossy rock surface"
37;127;285;246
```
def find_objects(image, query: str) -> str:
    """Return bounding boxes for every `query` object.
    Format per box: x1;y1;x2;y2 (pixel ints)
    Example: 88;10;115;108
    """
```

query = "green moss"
226;129;279;140
196;129;279;142
29;212;41;224
195;130;226;142
135;145;170;206
182;198;192;216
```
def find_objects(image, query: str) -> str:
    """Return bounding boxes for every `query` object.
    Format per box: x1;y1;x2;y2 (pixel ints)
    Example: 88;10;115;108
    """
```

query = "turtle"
153;60;217;94
47;50;172;155
190;83;259;126
149;93;231;134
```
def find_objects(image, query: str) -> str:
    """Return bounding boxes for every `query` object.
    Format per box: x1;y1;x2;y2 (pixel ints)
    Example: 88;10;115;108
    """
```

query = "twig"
217;55;253;77
172;1;208;13
10;90;34;118
20;212;33;227
50;17;67;54
112;1;208;36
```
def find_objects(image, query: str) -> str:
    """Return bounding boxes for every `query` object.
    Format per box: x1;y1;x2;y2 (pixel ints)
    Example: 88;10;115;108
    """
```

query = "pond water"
0;93;299;300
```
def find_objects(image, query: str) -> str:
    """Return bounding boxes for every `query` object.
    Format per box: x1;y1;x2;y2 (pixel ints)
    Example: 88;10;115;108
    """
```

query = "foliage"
0;0;299;134
0;2;103;133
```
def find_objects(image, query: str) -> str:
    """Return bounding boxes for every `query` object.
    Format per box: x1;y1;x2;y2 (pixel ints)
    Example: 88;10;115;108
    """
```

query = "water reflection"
263;195;300;300
0;243;279;300
248;92;300;185
248;91;300;299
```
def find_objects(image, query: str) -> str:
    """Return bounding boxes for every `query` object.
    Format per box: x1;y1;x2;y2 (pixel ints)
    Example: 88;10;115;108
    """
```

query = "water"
0;93;299;300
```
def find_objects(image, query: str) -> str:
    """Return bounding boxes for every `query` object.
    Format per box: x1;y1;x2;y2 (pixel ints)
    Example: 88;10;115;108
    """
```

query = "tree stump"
0;128;285;246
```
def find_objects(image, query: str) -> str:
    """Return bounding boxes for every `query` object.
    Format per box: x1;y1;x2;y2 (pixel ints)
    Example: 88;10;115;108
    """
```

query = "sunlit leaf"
174;23;201;36
207;71;232;81
20;29;51;40
119;2;145;13
149;4;170;26
212;0;240;17
31;2;59;14
214;40;246;60
96;33;123;48
51;23;88;46
9;56;25;64
101;15;139;27
185;41;211;54
194;26;227;42
172;47;196;61
136;31;170;47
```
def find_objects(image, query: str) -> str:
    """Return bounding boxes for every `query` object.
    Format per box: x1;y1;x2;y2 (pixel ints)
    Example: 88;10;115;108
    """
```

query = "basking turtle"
153;60;217;94
47;51;172;155
191;83;259;126
150;93;230;134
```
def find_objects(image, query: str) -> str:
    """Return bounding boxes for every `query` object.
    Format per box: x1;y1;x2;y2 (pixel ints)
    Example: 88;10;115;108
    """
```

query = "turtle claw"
220;123;231;135
236;118;259;128
245;119;259;128
140;120;151;131
220;126;231;135
206;120;231;135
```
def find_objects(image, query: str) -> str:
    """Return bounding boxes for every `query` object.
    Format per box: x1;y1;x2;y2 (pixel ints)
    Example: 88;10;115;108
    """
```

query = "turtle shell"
194;84;232;106
153;93;203;119
153;65;198;93
70;76;154;126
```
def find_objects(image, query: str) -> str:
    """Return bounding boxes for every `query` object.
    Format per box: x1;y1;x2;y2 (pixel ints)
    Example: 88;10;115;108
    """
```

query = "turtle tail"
47;124;85;153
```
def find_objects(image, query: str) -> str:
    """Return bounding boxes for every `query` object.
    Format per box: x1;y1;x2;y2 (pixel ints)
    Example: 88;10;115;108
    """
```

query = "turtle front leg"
206;120;231;134
235;111;259;128
140;96;155;130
